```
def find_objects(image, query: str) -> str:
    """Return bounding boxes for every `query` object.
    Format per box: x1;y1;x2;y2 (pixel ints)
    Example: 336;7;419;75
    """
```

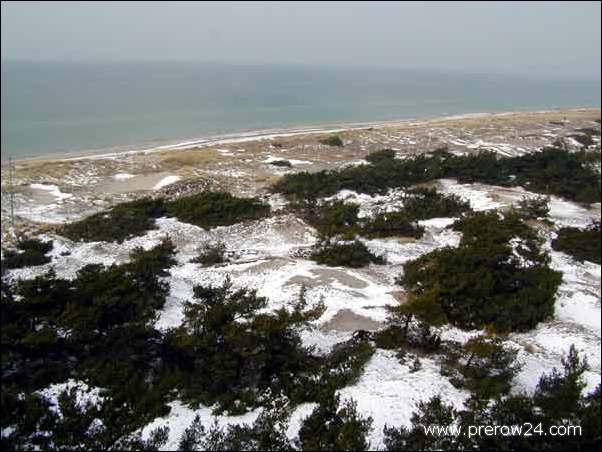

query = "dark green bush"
552;221;601;264
190;242;227;266
166;280;324;413
441;336;522;400
310;240;385;268
365;149;397;165
61;198;166;243
60;191;271;243
297;392;373;451
2;238;53;270
269;159;292;168
402;187;471;220
373;320;441;353
360;210;425;239
302;200;360;239
273;146;601;203
166;191;270;229
319;135;344;147
1;384;169;451
398;211;562;332
516;195;550;220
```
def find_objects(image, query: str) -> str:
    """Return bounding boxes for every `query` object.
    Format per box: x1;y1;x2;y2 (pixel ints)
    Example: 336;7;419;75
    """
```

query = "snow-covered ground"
6;179;601;449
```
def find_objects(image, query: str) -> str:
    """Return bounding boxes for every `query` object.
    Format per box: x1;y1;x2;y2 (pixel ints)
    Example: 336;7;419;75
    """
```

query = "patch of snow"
436;179;502;211
29;183;73;201
141;401;262;451
338;350;470;449
417;217;457;229
37;380;106;418
113;173;135;180
154;175;181;190
548;196;597;228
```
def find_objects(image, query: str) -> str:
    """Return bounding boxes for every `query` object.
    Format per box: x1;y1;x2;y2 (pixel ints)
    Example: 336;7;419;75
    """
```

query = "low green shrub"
190;242;227;266
383;346;599;451
402;187;471;220
310;240;385;268
60;198;166;243
59;192;271;243
302;200;360;239
398;211;562;332
552;221;601;264
2;239;53;270
166;280;324;413
166;191;270;229
516;195;550;220
360;211;425;239
441;336;522;400
297;392;373;451
273;146;601;203
269;159;292;168
365;149;397;165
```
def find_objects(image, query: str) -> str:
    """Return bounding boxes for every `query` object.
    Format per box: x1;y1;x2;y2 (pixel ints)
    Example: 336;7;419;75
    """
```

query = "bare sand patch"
287;267;369;290
321;309;384;332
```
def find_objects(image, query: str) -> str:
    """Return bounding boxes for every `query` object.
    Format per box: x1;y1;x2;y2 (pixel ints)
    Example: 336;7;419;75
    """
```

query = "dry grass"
158;148;220;169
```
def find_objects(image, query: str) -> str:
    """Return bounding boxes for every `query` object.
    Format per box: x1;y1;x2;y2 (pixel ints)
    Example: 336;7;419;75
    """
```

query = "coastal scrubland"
1;110;601;450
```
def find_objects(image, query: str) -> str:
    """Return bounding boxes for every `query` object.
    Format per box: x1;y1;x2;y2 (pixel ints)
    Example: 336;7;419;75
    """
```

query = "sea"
1;61;600;160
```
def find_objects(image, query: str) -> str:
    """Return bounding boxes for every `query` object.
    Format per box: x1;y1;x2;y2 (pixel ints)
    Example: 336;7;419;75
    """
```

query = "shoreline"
3;106;598;165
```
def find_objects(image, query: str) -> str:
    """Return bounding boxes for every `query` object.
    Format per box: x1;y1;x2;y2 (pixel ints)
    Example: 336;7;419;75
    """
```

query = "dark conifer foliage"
552;221;601;264
2;238;53;270
273;146;601;203
398;211;562;332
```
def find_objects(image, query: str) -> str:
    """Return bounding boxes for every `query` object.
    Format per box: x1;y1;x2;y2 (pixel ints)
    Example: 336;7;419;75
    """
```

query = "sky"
1;1;600;80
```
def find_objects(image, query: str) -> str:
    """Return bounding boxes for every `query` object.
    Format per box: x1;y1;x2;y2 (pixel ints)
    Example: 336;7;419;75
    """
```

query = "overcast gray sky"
1;1;600;79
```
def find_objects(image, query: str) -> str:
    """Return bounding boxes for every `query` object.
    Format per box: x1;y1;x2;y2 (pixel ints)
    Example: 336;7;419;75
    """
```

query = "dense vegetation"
515;195;550;220
1;255;381;449
360;211;425;239
164;279;325;413
2;238;53;271
3;136;599;449
552;221;601;264
273;147;601;203
301;200;361;239
441;336;522;400
1;239;177;449
364;149;397;165
60;191;270;243
397;211;562;332
190;242;228;266
165;191;270;229
297;393;373;451
401;187;471;220
300;187;469;243
61;197;166;243
310;240;385;268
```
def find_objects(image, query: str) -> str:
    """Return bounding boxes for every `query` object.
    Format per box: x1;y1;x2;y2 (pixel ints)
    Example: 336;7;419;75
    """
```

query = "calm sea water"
1;61;600;159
